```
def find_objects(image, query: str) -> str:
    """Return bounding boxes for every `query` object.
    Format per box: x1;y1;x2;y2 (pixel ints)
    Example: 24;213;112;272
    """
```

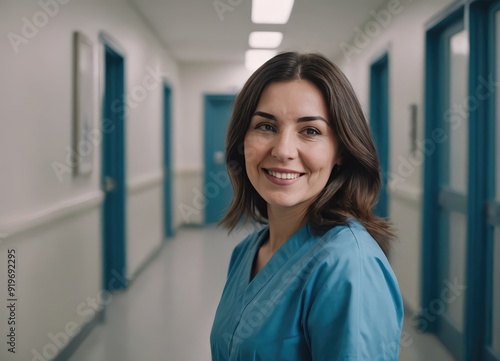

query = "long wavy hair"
220;51;395;254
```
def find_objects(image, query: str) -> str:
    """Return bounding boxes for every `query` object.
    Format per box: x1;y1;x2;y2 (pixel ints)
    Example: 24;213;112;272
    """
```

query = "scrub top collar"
242;223;312;306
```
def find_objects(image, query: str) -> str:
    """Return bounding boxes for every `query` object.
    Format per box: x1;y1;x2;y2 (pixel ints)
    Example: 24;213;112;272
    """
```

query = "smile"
265;169;304;180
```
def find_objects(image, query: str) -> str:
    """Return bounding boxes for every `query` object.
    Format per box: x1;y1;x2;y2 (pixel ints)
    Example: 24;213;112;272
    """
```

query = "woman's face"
244;79;340;212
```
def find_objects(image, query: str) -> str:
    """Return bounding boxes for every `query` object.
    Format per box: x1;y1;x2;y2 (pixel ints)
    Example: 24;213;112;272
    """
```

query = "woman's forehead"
255;80;328;118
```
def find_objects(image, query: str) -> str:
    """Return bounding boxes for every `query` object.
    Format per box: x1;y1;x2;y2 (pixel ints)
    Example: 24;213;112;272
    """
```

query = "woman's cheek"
244;135;261;163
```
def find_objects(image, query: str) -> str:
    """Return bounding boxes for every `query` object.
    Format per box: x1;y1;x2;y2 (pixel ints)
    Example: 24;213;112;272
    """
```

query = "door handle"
214;151;225;165
104;176;117;192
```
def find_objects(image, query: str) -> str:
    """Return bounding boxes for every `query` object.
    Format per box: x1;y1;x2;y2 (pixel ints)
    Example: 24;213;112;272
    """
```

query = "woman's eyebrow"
297;116;328;123
253;111;327;123
253;111;277;121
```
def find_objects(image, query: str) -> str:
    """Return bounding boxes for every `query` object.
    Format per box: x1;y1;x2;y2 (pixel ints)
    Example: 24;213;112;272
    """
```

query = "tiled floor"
68;225;455;361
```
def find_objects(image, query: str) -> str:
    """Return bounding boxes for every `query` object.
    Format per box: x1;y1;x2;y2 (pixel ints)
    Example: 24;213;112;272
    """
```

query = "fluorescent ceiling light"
245;50;278;71
249;32;283;48
252;0;294;24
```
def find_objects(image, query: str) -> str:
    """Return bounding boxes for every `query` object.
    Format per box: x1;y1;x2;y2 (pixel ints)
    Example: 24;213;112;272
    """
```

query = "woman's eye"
302;128;320;136
256;123;275;132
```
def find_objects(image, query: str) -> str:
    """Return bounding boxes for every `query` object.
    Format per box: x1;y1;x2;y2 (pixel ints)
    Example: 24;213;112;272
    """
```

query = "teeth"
267;170;301;180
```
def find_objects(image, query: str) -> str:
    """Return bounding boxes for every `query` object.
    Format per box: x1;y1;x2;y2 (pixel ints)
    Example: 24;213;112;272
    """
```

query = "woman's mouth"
264;169;304;180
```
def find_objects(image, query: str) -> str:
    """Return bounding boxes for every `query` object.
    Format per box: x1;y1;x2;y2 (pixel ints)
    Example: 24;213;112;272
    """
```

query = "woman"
210;52;403;361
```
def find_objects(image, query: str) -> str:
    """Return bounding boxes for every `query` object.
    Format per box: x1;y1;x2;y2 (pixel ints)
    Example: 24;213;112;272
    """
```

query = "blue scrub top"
210;219;404;361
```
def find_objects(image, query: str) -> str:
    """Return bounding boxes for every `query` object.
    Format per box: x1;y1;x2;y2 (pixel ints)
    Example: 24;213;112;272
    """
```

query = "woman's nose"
271;131;298;161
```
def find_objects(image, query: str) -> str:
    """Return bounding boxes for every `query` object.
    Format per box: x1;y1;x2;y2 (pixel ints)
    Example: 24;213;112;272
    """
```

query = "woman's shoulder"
305;218;402;311
309;219;395;280
319;219;385;256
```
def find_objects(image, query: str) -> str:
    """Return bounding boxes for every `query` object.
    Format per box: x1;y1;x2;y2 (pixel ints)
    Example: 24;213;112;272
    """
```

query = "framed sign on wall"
73;31;95;176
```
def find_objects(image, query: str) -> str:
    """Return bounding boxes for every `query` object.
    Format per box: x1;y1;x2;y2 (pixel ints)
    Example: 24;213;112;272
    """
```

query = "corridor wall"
0;0;179;359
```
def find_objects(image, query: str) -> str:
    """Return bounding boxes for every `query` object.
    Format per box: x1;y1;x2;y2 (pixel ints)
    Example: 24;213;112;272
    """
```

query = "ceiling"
126;0;389;64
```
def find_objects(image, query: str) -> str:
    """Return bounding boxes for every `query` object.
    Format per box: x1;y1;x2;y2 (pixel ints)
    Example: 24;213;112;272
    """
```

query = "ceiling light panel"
251;0;294;24
249;32;283;48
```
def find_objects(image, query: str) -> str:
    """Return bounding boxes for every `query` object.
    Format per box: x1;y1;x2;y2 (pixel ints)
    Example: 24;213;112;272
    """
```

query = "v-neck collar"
242;224;311;306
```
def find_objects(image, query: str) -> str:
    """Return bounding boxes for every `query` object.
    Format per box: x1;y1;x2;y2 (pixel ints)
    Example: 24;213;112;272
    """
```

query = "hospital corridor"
0;0;499;360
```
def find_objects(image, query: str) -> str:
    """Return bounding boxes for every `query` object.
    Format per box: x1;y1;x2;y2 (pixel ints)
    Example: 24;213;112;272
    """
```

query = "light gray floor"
68;225;455;361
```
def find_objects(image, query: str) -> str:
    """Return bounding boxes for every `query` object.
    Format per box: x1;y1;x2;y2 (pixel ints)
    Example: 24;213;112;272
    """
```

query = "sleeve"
304;233;403;361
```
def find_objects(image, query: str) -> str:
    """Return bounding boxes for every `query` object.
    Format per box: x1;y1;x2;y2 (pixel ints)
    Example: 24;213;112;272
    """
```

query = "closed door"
204;95;235;224
101;37;127;291
369;53;390;218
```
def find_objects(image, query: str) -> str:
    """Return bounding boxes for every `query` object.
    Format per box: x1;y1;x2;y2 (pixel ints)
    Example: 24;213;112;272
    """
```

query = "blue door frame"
423;1;500;360
203;94;235;224
100;33;127;292
369;53;390;218
479;2;500;360
163;84;174;238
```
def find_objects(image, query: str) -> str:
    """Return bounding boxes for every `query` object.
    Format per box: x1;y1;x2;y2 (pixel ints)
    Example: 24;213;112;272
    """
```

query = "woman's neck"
266;203;308;253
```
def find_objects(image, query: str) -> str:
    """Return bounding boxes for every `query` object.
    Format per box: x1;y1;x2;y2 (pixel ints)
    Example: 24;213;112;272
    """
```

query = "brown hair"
220;52;395;254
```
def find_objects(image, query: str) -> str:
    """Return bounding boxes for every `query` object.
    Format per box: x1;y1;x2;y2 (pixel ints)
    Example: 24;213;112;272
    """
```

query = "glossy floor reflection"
69;225;455;361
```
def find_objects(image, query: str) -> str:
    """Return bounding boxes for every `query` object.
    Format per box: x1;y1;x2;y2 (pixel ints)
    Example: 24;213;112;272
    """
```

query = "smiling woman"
210;52;403;361
244;80;339;220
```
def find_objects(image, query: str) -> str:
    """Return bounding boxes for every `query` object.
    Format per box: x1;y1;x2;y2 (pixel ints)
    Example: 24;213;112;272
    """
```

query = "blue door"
369;53;390;218
163;84;174;238
100;34;127;291
422;6;468;360
203;95;235;224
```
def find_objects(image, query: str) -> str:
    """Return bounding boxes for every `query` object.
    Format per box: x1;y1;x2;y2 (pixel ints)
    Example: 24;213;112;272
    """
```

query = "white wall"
0;0;179;358
175;63;251;225
335;0;454;311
